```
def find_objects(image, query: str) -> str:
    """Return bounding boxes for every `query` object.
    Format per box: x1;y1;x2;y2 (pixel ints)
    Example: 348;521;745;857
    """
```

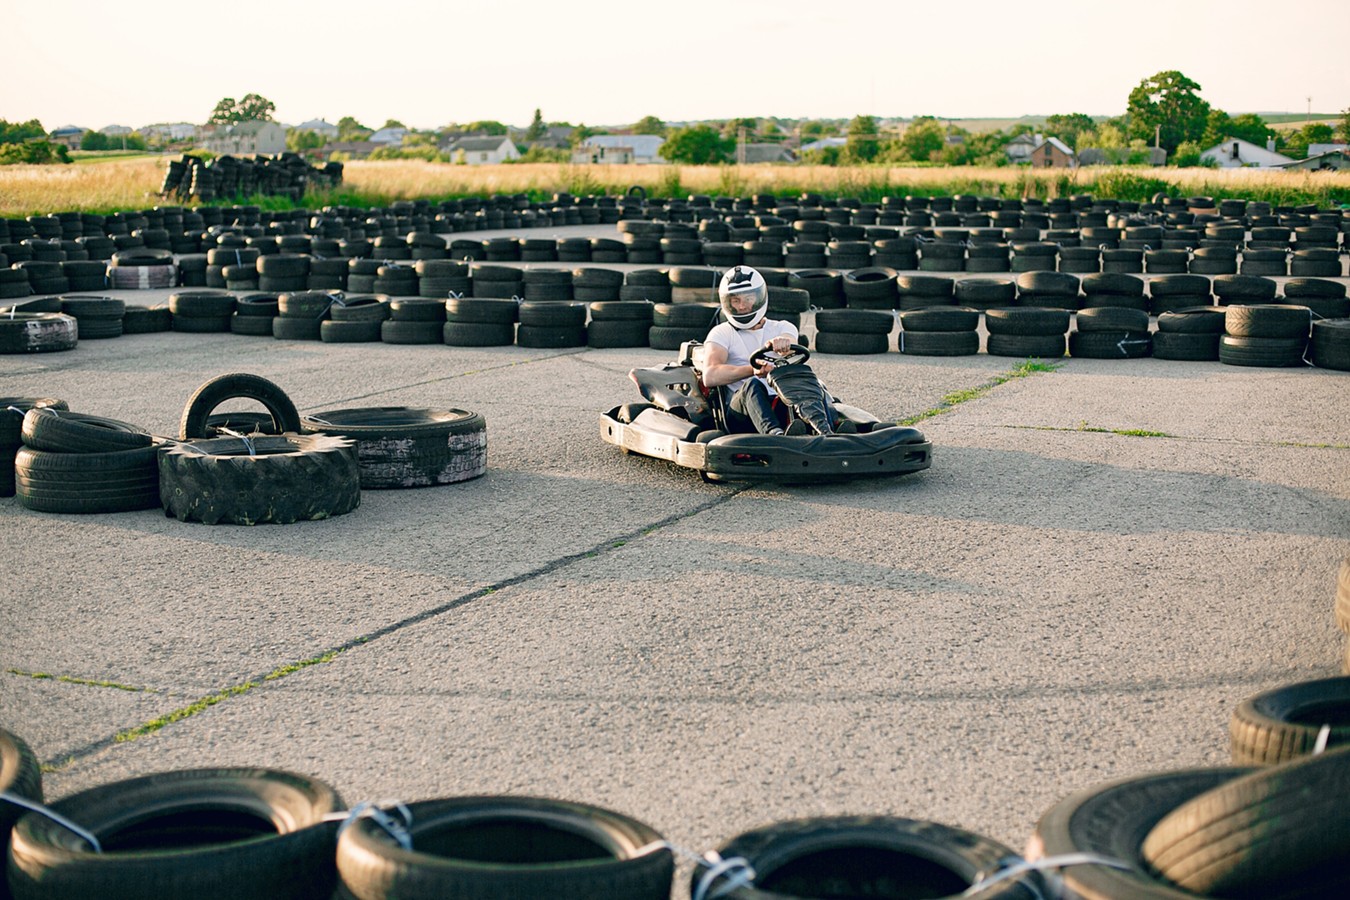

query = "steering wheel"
750;343;811;369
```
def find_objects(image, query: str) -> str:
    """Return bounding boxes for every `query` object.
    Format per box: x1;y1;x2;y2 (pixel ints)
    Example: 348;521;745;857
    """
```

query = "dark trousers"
729;378;782;433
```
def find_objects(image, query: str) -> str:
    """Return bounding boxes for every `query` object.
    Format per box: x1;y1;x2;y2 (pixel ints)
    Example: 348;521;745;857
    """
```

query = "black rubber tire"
6;767;341;900
380;320;444;344
178;373;302;441
1;727;43;865
301;407;487;489
200;411;283;438
518;301;586;327
1027;767;1253;900
895;275;954;298
171;314;233;334
443;322;515;347
953;278;1016;309
1075;307;1150;333
1069;330;1153;359
446;297;518;324
122;305;172;334
984;307;1071;336
168;291;236;317
230;314;275;336
20;408;153;453
1218;335;1307;367
388;298;447;323
813;330;889;355
1081;272;1145;297
587;319;650;348
15;444;162;514
1152;332;1220;361
0;313;78;354
335;795;672;900
1214;274;1277;303
587;301;654;322
277;290;338;319
698;815;1043;900
814;308;894;334
1016;270;1080;298
647;325;707;350
1141;747;1350;898
1;399;67;497
1224;304;1313;339
898;307;980;332
652;303;718;329
1156;307;1226;334
898;330;980;356
159;434;361;525
1311;319;1350;371
986;333;1066;358
1229;675;1350;765
329;296;391;323
59;296;125;318
516;324;587;348
321;320;383;343
272;316;323;341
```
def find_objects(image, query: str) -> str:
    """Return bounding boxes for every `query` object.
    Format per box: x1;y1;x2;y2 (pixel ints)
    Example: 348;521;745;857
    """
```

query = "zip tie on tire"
962;852;1130;898
0;791;103;852
327;801;414;851
1314;723;1332;754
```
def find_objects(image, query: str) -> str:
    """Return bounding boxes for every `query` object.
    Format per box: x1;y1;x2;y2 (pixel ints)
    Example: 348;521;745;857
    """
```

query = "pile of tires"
381;298;446;345
60;295;125;339
301;407;487;489
14;406;162;513
122;302;172;334
0;311;78;354
0;727;43;885
1219;304;1312;368
650;303;717;351
168;290;235;333
516;300;586;348
319;294;387;343
841;267;898;310
1310;318;1350;371
443;296;517;347
1016;271;1080;311
984;307;1070;359
106;248;176;289
587;301;654;348
1080;272;1147;311
162;373;360;525
470;263;523;299
1148;274;1213;315
897;307;980;356
813;308;893;355
953;278;1015;312
0;397;65;496
1069;307;1153;359
895;275;954;311
1152;307;1226;361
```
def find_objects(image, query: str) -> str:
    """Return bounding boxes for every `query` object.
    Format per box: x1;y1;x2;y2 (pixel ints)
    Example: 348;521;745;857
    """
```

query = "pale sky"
5;0;1348;131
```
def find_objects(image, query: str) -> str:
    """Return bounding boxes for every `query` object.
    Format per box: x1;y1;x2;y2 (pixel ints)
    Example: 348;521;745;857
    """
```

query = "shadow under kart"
600;342;933;484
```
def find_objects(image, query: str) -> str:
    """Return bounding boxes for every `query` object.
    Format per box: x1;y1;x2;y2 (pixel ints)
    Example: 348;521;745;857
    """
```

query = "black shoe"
836;418;858;434
767;426;785;436
785;419;811;436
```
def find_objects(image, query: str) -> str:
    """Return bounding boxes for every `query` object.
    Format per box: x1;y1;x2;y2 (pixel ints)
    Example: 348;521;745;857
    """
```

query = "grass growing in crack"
901;358;1061;425
7;669;151;692
113;649;345;743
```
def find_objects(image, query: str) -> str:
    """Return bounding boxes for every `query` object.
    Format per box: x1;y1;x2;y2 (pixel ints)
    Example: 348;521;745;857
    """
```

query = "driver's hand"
768;336;792;354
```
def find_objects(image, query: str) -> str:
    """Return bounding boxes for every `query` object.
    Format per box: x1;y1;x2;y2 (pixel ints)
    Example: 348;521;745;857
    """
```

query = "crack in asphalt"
38;485;748;769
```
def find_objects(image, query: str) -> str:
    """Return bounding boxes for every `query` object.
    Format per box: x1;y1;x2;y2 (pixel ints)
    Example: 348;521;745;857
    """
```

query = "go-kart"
600;341;932;483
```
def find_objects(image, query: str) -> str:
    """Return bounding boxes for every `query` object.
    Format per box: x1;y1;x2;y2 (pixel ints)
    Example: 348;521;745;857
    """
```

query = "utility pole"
1155;123;1160;149
1307;95;1313;125
737;126;746;165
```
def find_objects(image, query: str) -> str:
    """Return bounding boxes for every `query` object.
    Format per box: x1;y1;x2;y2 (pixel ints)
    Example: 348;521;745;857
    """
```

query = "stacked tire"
1016;271;1080;311
274;290;336;341
1310;318;1350;371
620;268;671;303
587;301;653;348
382;298;446;345
649;303;716;350
443;297;517;347
897;307;980;356
516;301;586;348
1080;272;1147;311
1153;307;1226;361
1149;274;1213;315
813;308;893;355
984;307;1070;359
842;267;898;310
1220;304;1311;367
895;275;954;311
59;295;125;339
168;291;235;334
14;407;162;513
0;312;78;354
1;397;66;496
1069;307;1152;359
470;263;522;299
321;295;388;343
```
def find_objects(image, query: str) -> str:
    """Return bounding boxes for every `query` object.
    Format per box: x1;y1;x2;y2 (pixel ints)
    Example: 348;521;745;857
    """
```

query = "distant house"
324;141;380;160
1278;148;1350;171
1004;132;1039;163
740;143;796;164
369;126;408;145
1308;142;1349;157
1029;136;1076;168
445;136;521;165
99;124;133;137
800;137;847;153
202;120;286;156
141;123;197;142
575;134;666;164
48;125;87;149
295;119;338;139
1200;137;1294;169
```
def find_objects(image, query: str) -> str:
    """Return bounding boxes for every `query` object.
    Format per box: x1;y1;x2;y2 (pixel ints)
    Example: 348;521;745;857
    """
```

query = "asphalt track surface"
2;225;1347;884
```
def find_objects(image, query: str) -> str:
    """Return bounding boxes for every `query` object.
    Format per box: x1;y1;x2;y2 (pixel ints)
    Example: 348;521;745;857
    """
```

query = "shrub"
0;140;71;165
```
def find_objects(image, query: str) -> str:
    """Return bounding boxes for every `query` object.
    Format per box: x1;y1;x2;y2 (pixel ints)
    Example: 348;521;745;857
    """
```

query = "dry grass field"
1;157;1347;217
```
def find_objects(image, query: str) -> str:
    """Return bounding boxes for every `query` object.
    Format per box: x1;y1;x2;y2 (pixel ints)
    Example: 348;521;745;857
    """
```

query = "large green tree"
1044;113;1097;150
1125;70;1209;154
660;124;733;164
524;108;546;141
1281;122;1335;159
465;120;507;135
895;116;944;162
1201;110;1274;148
632;115;666;136
207;93;276;125
286;129;327;152
845;114;880;162
0;118;45;144
1338;108;1350;144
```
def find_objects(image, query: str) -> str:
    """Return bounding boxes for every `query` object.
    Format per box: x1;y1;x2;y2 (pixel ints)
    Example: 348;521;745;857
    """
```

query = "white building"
1200;137;1294;169
369;126;408;145
201;121;287;156
445;136;521;165
295;119;339;138
576;134;666;164
142;123;197;142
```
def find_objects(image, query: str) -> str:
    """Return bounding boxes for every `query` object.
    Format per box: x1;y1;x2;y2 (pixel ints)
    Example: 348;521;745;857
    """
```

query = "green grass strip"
6;669;151;693
899;358;1061;425
113;649;344;743
1014;423;1174;438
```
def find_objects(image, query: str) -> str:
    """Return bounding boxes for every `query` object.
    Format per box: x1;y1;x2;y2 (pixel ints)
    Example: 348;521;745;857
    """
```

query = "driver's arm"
702;341;767;387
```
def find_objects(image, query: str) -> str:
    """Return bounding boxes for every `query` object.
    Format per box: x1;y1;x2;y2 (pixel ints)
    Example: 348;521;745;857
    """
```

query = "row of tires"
0;376;487;521
2;671;1347;899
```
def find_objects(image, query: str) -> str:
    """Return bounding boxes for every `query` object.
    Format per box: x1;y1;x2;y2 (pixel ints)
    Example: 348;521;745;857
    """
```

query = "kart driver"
701;265;843;436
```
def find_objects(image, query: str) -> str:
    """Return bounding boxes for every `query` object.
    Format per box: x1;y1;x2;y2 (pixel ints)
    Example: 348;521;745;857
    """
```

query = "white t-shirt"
705;319;799;394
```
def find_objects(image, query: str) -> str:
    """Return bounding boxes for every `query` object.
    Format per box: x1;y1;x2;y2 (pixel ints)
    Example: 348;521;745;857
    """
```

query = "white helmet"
718;266;768;330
